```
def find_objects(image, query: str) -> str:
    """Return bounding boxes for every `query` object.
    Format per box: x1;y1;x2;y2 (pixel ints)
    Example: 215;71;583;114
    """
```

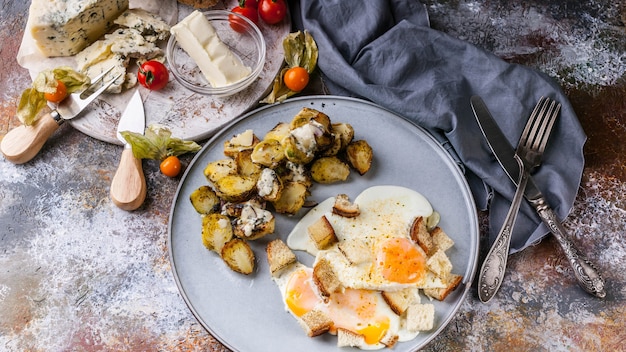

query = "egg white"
287;185;446;291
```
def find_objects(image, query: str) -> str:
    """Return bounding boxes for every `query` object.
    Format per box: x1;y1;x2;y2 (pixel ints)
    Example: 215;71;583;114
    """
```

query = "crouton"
332;194;360;218
406;303;435;332
410;216;434;254
266;239;297;277
337;328;366;348
313;258;342;297
426;249;453;279
423;274;463;301
298;310;333;337
381;287;419;316
431;226;455;252
337;238;371;265
307;215;337;250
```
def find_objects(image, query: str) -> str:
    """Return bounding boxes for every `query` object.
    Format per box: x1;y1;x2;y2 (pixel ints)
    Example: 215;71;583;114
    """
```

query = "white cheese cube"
170;10;251;87
28;0;129;57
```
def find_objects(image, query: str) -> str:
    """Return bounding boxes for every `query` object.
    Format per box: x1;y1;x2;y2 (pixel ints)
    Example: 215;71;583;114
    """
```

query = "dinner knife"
470;95;606;298
110;90;147;211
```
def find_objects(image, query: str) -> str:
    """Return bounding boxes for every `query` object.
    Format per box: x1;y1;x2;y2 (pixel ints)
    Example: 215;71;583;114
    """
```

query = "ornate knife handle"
528;197;606;298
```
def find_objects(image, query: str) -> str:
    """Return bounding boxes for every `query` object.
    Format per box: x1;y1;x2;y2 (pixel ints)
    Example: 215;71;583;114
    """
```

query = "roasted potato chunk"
233;201;276;240
272;181;308;215
190;185;221;214
310;156;350;184
251;139;285;169
235;149;262;178
282;133;316;165
221;238;255;275
264;122;291;142
201;213;234;253
214;174;257;202
204;158;237;184
223;129;260;157
345;140;373;175
256;168;283;202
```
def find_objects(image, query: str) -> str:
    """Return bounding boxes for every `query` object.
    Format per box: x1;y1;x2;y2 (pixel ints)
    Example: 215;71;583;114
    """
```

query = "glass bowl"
166;10;266;97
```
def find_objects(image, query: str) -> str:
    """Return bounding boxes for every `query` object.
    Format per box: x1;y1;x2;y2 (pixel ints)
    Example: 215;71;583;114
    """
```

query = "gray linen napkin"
291;0;586;253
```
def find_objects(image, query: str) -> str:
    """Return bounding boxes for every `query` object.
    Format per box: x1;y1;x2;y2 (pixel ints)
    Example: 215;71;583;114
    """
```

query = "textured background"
1;0;625;351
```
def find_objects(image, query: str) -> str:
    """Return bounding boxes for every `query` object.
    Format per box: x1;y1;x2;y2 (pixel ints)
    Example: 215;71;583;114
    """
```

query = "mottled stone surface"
1;1;625;351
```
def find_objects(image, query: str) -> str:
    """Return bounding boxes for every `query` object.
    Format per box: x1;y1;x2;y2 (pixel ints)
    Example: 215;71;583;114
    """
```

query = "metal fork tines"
478;96;561;302
56;66;123;121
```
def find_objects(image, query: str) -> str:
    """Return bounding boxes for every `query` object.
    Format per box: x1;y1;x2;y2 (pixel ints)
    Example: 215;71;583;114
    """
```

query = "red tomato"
283;66;309;92
44;80;68;103
230;5;258;32
160;155;182;178
241;0;258;8
137;61;169;90
258;0;287;25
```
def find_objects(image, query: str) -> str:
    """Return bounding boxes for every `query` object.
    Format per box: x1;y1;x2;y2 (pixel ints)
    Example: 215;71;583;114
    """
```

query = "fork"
478;96;561;302
1;67;123;164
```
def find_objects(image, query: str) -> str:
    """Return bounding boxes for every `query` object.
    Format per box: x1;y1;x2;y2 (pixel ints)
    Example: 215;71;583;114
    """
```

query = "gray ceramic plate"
168;96;479;352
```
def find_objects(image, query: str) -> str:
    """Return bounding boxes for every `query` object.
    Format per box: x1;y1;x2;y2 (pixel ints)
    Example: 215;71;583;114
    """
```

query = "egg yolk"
327;289;390;345
285;268;319;317
375;237;426;283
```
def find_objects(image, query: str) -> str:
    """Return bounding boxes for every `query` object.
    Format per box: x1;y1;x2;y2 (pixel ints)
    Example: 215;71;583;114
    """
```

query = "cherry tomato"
258;0;287;25
160;155;182;178
283;66;309;92
137;61;169;90
230;4;258;33
241;0;258;8
44;80;68;103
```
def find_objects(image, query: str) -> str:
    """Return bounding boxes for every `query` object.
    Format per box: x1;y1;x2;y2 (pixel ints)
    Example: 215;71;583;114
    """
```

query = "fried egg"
287;185;446;291
273;262;421;349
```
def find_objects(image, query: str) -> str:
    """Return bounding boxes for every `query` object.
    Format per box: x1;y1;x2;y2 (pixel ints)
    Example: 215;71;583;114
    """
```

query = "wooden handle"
110;147;147;211
1;111;62;164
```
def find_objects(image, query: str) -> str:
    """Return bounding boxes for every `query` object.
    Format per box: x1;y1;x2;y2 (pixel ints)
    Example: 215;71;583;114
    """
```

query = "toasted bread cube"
406;303;435;332
298;309;333;337
410;216;434;254
332;194;360;218
307;215;337;250
426;249;453;279
431;226;455;252
337;238;371;265
423;274;463;301
220;238;255;275
345;139;373;175
381;287;419;316
337;328;366;348
313;258;342;297
380;331;399;348
266;239;297;277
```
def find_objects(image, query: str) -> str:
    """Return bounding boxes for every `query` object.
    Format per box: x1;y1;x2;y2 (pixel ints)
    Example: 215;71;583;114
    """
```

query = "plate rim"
167;95;480;351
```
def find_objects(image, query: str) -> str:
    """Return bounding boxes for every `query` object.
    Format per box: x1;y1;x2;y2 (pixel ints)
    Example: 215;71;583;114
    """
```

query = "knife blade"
470;95;606;298
110;90;147;211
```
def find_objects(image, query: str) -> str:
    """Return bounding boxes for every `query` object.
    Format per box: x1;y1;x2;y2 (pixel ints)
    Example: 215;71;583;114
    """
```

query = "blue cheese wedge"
113;8;171;43
105;28;163;59
28;0;129;57
170;10;252;87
